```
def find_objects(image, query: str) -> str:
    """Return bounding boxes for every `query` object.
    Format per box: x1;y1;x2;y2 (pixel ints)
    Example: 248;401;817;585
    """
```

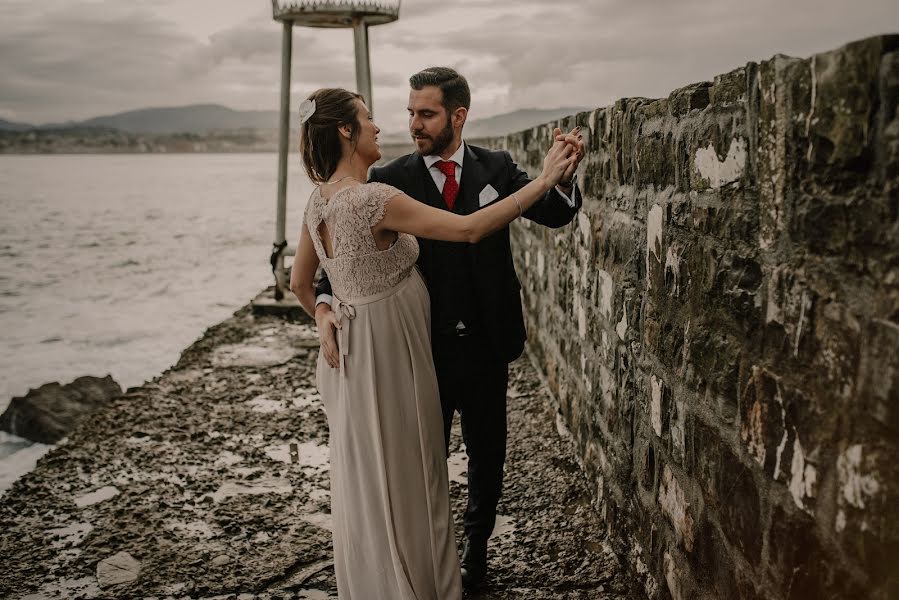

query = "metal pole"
353;19;373;115
274;20;292;300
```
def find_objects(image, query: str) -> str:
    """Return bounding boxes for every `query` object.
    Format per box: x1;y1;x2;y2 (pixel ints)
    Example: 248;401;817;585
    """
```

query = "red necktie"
435;160;459;210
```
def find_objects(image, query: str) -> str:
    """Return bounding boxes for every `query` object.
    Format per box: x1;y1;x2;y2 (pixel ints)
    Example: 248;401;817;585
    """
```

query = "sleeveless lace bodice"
304;182;419;299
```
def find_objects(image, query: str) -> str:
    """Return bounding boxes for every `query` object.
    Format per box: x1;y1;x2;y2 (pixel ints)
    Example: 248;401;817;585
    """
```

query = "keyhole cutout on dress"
317;221;336;259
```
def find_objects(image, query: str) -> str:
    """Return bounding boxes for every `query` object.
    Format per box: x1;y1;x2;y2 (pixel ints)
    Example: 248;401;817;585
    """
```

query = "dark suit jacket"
316;143;581;363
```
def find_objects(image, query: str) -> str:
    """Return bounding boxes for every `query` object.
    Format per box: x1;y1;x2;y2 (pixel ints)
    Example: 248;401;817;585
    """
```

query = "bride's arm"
377;141;575;243
289;224;319;317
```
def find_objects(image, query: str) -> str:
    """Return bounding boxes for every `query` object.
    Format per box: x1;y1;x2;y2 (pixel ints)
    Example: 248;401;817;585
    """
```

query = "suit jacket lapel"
405;152;439;208
459;144;486;216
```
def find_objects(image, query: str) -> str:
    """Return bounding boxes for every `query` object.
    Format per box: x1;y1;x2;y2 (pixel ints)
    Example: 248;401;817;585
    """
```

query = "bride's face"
351;99;381;164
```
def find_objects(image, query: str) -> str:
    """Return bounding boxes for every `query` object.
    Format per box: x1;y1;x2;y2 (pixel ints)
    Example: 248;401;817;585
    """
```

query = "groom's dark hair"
409;67;471;113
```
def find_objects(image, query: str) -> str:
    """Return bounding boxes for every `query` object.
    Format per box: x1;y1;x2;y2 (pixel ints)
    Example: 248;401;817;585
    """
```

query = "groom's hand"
553;126;586;187
315;303;341;368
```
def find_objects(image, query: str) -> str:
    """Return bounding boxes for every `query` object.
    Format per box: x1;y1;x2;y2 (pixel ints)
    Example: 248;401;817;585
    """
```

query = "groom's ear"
452;106;468;130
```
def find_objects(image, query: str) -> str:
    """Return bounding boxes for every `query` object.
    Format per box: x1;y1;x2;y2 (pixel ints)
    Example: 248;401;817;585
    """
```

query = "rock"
0;375;122;443
211;554;232;567
96;550;140;587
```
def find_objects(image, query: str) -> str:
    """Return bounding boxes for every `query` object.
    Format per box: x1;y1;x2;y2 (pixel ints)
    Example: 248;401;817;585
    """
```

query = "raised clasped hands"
548;125;586;188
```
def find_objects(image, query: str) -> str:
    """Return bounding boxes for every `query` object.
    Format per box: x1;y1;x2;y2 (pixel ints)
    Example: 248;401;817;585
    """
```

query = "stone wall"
493;35;898;599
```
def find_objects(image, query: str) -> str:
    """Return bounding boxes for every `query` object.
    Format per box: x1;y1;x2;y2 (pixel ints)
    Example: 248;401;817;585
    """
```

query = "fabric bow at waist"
330;269;419;377
333;298;356;377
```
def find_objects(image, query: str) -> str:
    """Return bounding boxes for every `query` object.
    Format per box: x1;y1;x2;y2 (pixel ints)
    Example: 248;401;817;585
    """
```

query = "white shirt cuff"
315;294;333;308
554;175;578;208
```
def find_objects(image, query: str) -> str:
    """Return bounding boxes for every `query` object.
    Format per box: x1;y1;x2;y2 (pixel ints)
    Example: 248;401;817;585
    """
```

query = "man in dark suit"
314;67;584;587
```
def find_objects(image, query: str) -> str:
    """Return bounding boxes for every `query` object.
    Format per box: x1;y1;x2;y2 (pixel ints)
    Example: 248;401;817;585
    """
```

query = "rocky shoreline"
0;298;633;599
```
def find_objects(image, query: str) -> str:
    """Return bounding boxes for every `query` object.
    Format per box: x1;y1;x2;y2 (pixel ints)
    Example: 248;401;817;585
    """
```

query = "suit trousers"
433;331;509;544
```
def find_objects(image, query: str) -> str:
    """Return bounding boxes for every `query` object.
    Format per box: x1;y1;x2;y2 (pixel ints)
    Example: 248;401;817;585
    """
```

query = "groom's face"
408;86;455;157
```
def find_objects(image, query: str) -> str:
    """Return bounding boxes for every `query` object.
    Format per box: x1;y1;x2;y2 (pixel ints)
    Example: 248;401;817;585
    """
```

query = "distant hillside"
2;104;589;137
0;118;35;132
464;107;589;138
43;104;282;134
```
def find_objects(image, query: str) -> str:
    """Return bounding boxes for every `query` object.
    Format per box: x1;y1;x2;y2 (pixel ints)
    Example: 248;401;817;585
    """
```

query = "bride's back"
304;183;419;300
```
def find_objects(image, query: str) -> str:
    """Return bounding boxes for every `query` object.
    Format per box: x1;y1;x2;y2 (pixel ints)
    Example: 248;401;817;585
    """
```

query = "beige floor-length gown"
304;182;462;599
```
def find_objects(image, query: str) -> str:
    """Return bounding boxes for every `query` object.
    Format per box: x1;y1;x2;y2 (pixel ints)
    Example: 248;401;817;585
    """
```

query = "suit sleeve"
505;151;581;228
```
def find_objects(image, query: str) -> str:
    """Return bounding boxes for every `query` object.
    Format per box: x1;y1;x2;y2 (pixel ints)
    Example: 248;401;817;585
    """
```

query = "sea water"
0;153;314;493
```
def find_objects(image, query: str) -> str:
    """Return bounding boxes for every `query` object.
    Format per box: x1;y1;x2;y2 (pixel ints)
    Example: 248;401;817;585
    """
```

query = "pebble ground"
0;304;635;599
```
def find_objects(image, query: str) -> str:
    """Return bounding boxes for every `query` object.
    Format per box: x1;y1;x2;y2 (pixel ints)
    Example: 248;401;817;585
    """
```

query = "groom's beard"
412;116;454;157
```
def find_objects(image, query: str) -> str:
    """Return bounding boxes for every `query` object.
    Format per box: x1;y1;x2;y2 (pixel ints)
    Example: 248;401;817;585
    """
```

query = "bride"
289;87;576;599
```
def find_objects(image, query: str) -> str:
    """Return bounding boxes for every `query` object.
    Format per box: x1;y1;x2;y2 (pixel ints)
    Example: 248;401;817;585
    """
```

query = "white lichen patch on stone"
664;245;683;296
581;351;592;395
616;303;628;341
646;204;664;288
658;465;694;551
578;211;592;241
600;365;615;411
693;137;747;189
664;551;684;600
788;434;817;511
837;444;880;510
671;397;686;462
74;485;119;508
650;375;664;437
629;541;659;598
537;250;545;278
597;269;614;319
576;295;587;339
835;509;847;532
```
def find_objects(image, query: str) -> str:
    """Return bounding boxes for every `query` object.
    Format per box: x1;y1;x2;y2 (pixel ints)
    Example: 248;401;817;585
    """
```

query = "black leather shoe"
460;537;488;589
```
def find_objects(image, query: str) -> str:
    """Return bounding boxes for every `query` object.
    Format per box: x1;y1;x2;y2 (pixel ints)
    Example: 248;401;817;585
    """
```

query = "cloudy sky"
1;0;898;135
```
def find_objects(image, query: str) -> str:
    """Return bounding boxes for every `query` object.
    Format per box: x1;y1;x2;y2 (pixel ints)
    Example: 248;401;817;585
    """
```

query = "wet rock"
96;550;140;587
0;375;122;443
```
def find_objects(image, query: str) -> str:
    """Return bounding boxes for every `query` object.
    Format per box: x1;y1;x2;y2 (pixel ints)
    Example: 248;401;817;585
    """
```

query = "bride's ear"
338;124;353;140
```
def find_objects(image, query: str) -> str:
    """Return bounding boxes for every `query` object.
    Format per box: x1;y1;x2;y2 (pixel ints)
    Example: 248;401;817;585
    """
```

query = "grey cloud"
2;0;897;130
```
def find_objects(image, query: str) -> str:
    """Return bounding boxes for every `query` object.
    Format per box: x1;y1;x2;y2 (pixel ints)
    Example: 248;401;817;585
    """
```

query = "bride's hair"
300;88;364;183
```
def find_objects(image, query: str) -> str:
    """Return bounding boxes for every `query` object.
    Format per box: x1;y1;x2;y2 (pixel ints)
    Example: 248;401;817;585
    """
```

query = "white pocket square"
478;184;499;207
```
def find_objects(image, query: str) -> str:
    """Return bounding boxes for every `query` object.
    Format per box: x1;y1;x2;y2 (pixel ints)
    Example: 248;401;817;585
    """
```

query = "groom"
315;67;585;586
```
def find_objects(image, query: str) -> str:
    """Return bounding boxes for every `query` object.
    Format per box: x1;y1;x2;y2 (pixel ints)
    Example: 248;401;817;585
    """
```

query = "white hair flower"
298;98;316;124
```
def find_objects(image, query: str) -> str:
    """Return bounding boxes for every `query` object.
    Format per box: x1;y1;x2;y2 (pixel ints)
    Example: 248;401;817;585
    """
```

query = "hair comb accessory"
298;98;316;124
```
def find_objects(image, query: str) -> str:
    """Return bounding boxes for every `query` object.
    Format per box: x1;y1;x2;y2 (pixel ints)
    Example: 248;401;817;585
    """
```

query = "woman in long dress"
289;88;576;599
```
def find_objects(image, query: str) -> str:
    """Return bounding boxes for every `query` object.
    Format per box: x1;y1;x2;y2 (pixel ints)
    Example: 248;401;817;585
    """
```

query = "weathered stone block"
879;50;899;182
710;65;752;106
806;37;899;167
716;446;763;566
658;464;696;552
669;82;712;117
507;34;899;600
757;54;807;251
857;319;899;432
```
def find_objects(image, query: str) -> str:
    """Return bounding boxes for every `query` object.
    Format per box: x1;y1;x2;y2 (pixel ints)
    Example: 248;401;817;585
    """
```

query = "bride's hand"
540;131;578;188
314;304;341;368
